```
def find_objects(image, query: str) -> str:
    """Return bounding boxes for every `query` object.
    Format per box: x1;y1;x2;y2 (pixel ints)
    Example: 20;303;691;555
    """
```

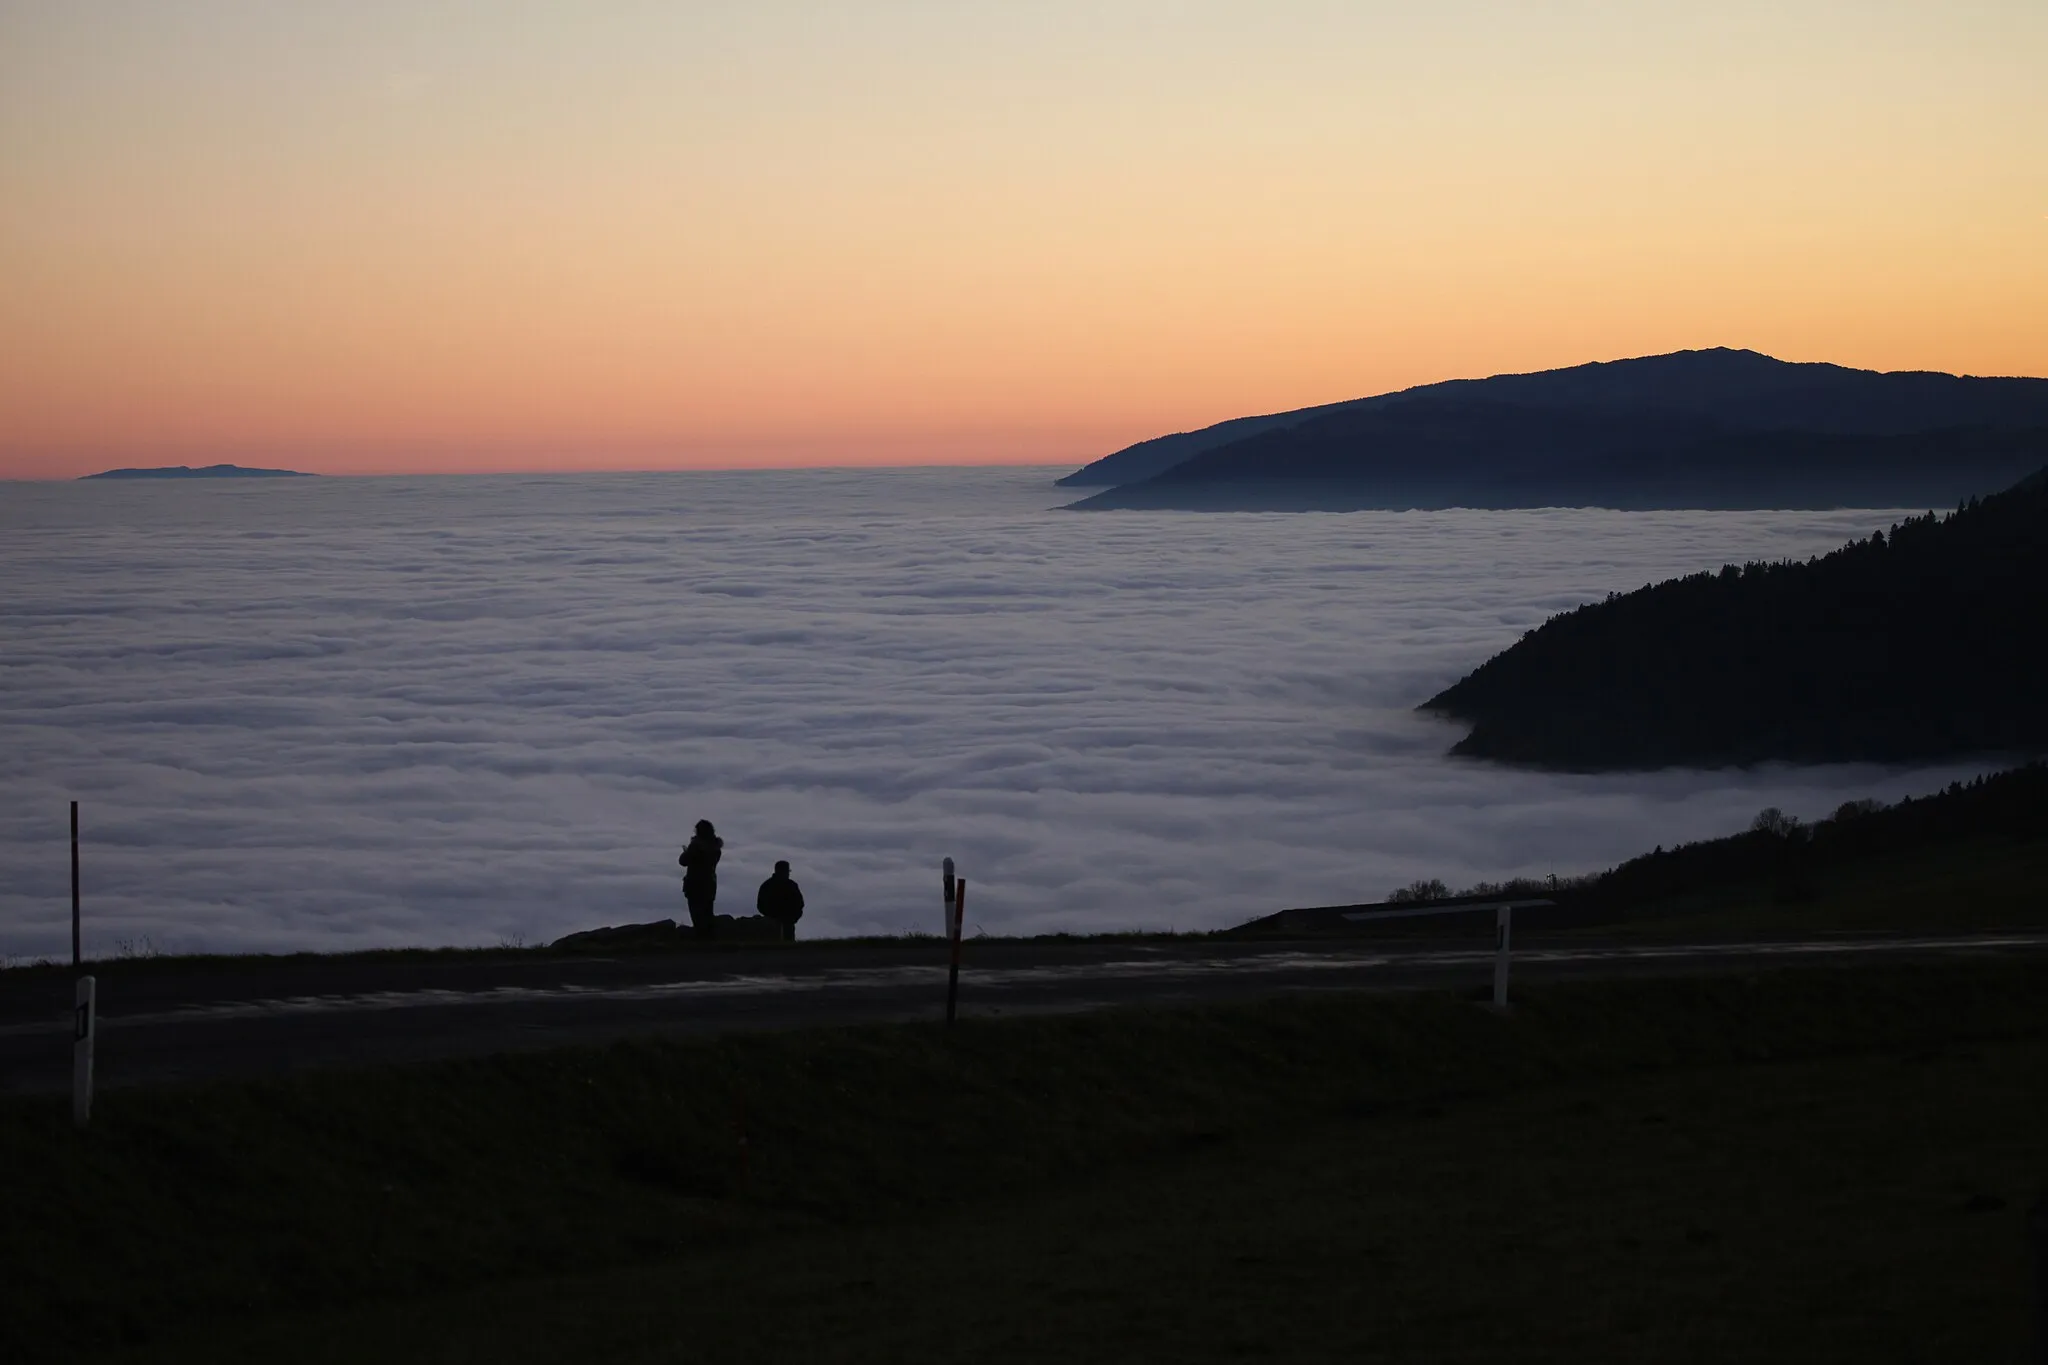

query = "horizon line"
4;458;1083;484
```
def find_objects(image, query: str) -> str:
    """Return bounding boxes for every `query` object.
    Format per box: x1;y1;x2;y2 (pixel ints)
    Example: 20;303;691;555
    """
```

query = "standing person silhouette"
756;860;805;941
678;820;723;940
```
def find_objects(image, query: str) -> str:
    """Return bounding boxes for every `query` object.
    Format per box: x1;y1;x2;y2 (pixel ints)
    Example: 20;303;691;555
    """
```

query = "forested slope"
1422;469;2048;767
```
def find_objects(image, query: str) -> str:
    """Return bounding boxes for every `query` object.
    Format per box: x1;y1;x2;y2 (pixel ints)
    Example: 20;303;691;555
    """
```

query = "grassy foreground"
155;1037;2048;1364
3;961;2043;1361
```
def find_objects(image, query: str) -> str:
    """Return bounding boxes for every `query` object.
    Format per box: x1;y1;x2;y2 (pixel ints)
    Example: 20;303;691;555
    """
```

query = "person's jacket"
756;873;804;923
679;835;722;892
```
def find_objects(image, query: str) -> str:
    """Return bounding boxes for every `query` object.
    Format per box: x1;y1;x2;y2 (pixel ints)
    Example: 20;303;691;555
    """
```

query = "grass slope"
1238;764;2048;943
143;1039;2048;1364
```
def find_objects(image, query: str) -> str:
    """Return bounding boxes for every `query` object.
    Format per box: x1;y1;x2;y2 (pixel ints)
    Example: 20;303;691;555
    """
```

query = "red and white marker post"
941;857;956;939
943;860;967;1025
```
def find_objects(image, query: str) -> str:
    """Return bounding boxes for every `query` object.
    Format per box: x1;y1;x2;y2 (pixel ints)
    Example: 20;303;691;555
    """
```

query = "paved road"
3;932;2043;1093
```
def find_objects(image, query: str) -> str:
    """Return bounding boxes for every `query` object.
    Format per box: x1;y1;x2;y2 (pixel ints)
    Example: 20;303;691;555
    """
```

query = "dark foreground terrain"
6;776;2042;1361
5;959;2045;1363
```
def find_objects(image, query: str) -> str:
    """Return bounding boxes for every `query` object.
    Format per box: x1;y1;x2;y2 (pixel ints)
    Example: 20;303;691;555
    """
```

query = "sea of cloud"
0;467;2002;958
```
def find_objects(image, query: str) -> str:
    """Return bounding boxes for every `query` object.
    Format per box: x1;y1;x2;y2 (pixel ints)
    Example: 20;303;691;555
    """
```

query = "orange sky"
3;2;2044;479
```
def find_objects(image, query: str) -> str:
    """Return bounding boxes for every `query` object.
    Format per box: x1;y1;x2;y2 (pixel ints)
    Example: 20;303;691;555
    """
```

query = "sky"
3;1;2044;478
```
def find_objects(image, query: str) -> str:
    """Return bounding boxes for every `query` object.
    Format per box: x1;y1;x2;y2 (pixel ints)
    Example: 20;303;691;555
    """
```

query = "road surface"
3;932;2043;1093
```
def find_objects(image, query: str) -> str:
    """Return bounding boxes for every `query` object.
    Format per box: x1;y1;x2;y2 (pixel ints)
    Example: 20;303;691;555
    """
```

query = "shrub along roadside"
4;958;2045;1359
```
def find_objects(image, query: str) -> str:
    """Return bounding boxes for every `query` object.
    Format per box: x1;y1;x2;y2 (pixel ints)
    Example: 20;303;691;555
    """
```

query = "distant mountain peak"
81;464;312;480
1055;349;2048;506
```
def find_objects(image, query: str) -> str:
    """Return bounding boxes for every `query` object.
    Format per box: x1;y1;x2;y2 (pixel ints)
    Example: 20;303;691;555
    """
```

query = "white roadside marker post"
1492;902;1513;1008
73;975;96;1128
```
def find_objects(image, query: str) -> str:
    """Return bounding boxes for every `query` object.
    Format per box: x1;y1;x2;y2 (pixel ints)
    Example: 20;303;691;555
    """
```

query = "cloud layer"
0;468;1997;958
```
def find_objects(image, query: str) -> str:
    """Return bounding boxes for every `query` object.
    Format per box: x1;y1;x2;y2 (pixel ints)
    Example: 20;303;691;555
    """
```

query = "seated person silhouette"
756;860;805;941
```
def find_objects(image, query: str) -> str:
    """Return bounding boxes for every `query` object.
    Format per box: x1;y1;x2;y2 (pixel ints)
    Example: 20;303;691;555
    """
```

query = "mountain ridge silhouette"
81;464;312;480
1058;348;2048;510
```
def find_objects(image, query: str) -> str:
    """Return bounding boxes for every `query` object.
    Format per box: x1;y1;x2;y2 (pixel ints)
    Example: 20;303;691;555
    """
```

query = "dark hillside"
1067;399;2048;511
1572;763;2048;917
1052;405;1359;488
1421;469;2048;767
81;463;310;479
1234;763;2048;939
1057;347;2048;490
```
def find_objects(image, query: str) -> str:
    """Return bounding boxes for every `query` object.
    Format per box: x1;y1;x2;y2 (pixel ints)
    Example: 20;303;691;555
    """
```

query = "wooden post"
71;801;80;970
945;879;966;1025
1492;901;1513;1008
941;856;956;939
73;975;96;1128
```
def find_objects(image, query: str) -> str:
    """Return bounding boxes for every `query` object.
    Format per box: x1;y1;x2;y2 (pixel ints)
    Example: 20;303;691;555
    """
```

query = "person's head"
774;860;790;876
695;819;715;839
